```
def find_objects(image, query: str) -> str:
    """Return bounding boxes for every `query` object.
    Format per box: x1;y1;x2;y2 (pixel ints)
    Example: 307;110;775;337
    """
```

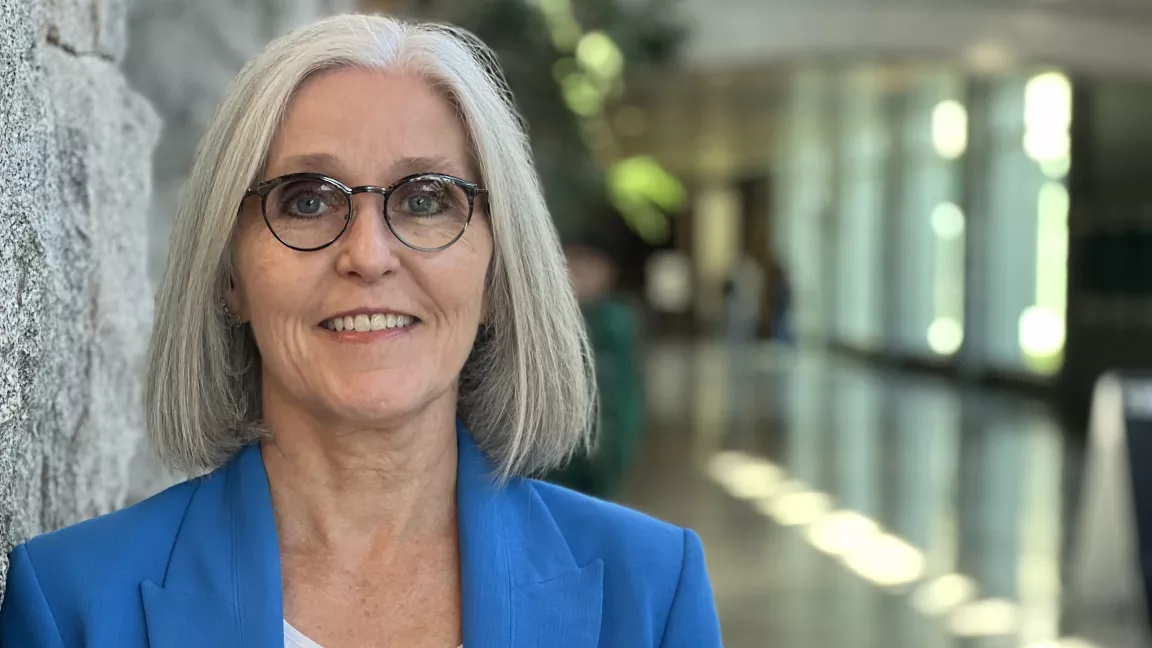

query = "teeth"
325;313;415;332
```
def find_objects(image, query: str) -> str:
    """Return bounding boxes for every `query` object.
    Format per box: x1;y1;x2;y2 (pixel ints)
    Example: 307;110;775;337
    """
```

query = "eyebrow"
270;153;466;183
393;155;462;178
273;152;346;177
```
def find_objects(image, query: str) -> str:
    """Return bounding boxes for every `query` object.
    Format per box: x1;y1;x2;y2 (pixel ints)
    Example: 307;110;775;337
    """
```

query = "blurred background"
13;0;1152;646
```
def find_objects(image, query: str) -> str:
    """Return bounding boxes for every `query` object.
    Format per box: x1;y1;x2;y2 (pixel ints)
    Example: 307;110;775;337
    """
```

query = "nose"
333;192;402;282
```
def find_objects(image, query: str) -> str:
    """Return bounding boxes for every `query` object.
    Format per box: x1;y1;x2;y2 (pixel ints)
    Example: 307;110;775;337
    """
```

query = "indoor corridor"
620;342;1094;648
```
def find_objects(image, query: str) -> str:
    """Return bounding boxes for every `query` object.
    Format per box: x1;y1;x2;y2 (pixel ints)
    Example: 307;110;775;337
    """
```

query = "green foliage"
442;0;685;241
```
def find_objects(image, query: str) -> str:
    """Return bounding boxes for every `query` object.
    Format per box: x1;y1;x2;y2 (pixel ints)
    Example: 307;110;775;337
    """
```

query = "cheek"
243;278;306;364
231;212;272;308
235;236;316;339
444;228;492;323
439;264;488;332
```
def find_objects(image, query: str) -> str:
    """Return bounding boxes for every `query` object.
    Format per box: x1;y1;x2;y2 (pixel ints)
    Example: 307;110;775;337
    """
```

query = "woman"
0;14;720;648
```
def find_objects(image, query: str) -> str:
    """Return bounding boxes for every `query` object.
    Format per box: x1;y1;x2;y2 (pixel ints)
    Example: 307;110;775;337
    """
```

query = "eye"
294;195;326;216
406;192;441;214
392;180;454;218
270;178;345;220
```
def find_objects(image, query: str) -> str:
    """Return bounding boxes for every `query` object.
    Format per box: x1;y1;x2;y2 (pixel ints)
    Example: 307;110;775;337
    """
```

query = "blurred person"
766;256;794;345
723;253;764;347
722;254;766;442
0;15;721;647
546;241;645;500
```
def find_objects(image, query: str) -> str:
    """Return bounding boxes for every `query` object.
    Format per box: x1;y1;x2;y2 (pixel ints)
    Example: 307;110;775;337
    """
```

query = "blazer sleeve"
0;544;66;648
658;529;723;647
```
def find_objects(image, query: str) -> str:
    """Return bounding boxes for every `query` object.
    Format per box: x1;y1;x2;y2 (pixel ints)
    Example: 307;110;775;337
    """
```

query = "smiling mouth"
322;313;419;333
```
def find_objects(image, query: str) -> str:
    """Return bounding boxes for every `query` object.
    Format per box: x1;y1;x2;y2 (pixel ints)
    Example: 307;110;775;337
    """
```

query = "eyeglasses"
244;172;488;252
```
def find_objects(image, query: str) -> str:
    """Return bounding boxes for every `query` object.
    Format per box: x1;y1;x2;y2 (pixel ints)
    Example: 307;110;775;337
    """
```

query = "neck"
260;396;459;557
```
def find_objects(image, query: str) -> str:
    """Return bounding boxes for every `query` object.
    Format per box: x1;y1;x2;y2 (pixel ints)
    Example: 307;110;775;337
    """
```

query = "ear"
479;261;495;326
479;292;490;325
226;275;250;324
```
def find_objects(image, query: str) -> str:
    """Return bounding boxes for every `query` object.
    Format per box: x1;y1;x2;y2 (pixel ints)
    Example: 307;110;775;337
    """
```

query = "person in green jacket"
545;242;645;499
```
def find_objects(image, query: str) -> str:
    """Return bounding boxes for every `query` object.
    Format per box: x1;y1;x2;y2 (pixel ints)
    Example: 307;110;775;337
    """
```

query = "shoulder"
20;477;200;579
525;478;688;586
522;479;722;643
5;477;202;629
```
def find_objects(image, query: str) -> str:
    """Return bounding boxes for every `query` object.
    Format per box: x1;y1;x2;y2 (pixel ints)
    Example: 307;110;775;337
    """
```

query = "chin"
324;385;433;425
306;370;456;424
330;396;414;424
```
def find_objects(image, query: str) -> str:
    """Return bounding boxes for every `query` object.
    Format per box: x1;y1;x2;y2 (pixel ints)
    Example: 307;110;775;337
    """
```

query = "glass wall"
892;70;967;358
774;62;1071;378
834;67;889;351
968;72;1071;376
773;68;837;343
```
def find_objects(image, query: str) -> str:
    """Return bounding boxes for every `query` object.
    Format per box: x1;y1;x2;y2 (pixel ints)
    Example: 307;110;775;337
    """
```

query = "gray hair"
146;14;596;479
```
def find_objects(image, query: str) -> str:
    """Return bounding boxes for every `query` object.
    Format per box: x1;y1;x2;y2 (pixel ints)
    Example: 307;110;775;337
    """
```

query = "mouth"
321;312;419;333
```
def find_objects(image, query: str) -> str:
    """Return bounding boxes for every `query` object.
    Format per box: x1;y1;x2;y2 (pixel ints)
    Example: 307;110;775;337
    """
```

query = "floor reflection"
618;341;1093;648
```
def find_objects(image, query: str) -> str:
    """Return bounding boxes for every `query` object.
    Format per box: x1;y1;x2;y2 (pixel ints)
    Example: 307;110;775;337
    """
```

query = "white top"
284;620;462;648
284;621;324;648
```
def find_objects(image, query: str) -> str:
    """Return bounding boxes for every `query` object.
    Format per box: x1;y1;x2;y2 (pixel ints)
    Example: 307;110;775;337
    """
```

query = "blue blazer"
0;427;722;646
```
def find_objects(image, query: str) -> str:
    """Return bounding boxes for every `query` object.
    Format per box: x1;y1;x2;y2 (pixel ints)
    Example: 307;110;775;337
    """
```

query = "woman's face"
231;67;493;429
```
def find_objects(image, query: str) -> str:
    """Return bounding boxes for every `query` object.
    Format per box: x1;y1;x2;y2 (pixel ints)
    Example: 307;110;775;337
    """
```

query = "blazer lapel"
141;444;283;648
140;583;240;648
457;425;604;647
509;562;604;646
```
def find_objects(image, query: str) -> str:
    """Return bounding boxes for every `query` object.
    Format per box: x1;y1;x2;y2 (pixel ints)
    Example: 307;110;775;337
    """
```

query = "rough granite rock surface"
45;0;130;62
0;0;159;596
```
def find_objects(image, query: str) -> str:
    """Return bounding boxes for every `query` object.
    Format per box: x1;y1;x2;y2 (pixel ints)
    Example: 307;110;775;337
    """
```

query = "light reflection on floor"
619;341;1105;648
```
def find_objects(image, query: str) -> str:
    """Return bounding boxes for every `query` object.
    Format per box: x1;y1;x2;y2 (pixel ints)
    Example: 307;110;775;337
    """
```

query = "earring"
222;299;241;327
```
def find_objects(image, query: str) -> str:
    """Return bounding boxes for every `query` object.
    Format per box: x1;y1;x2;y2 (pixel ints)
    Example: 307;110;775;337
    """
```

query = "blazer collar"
141;438;282;648
141;424;603;647
456;422;604;646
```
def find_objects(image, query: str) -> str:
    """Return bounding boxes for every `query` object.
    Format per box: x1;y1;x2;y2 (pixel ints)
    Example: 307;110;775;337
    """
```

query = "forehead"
265;67;472;180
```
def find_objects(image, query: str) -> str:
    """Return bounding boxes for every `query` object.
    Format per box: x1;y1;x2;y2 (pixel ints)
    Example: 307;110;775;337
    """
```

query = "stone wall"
0;0;160;590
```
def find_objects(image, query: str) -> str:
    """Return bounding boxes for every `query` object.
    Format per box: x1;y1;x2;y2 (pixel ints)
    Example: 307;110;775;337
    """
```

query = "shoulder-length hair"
146;14;596;479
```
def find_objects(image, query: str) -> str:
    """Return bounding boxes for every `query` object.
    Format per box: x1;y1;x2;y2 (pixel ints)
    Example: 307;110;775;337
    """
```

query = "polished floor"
618;341;1147;648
